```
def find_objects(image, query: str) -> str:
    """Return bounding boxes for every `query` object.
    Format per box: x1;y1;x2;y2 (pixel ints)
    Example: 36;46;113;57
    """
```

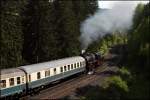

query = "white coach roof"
0;68;25;79
19;56;85;74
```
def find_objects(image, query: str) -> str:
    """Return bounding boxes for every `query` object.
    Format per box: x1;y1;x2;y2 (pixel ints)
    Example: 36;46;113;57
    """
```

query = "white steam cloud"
80;2;139;49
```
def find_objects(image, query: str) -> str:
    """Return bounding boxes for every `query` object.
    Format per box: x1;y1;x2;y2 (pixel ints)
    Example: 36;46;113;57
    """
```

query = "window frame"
17;77;21;84
9;78;14;86
60;67;63;73
71;64;73;69
53;68;57;75
74;63;76;68
64;66;67;71
1;80;6;88
45;70;50;77
28;74;31;82
22;76;25;83
68;65;70;70
77;62;79;68
80;62;82;67
37;72;41;79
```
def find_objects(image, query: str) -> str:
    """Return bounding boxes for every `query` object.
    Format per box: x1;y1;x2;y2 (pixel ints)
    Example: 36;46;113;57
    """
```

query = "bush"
103;76;129;92
117;67;132;82
75;76;129;100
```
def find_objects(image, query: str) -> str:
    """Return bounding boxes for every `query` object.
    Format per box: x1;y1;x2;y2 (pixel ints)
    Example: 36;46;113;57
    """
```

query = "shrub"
118;67;132;82
103;76;129;92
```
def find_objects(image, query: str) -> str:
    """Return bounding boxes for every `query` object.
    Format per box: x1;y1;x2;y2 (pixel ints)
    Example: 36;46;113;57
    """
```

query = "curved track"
20;63;118;99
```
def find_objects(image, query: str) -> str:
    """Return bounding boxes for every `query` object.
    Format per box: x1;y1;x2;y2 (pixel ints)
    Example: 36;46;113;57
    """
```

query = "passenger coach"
19;56;86;92
0;68;26;97
1;53;103;98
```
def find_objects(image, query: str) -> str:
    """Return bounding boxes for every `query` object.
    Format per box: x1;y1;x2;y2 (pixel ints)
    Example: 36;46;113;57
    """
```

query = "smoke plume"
80;2;138;49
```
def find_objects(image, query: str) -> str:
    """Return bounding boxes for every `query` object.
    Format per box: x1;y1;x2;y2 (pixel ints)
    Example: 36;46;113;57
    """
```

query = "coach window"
9;78;14;86
22;76;24;83
29;75;31;82
60;67;63;72
1;80;6;88
17;77;21;84
37;72;41;79
71;64;73;69
68;65;70;70
74;63;76;68
54;68;56;75
45;70;50;77
64;66;67;71
80;62;82;67
77;62;79;68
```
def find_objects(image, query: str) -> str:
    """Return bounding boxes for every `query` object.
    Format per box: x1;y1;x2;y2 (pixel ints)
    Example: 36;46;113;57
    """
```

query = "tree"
22;0;58;64
56;0;81;57
0;0;99;68
84;0;98;16
54;0;99;57
132;3;145;29
128;3;150;70
127;3;150;99
0;0;26;68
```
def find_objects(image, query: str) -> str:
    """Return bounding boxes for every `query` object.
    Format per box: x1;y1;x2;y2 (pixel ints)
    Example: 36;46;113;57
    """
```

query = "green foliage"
87;32;127;56
117;67;131;81
55;0;80;57
22;0;58;63
1;0;99;68
0;0;27;69
99;40;109;55
132;3;145;30
103;76;129;92
78;3;149;100
76;76;128;100
127;74;150;99
128;2;150;71
126;3;150;99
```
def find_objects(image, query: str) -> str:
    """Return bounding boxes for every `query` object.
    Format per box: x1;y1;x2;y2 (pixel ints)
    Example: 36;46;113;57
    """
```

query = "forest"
0;0;150;99
85;2;150;99
1;0;98;68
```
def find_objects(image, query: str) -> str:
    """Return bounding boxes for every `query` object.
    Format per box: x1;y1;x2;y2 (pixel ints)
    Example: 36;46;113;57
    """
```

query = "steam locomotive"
0;52;102;99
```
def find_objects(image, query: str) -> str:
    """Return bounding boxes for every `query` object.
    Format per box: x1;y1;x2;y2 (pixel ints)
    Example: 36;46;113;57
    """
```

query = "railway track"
20;63;117;99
